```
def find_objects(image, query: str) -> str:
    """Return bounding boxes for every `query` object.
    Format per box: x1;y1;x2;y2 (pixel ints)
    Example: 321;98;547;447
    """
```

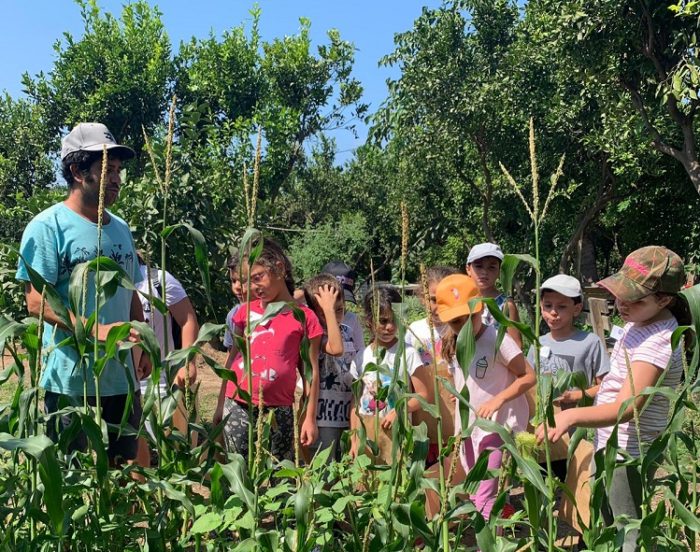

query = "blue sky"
1;1;442;160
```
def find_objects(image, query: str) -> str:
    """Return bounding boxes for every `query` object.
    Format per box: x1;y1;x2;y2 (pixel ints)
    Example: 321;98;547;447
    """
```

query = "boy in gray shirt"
527;274;609;407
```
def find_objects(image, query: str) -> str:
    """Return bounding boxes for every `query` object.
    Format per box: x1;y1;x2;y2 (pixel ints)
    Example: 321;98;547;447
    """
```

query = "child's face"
467;257;501;291
427;281;441;325
616;294;672;324
229;268;243;302
541;291;582;332
242;261;286;303
446;311;482;337
316;294;345;328
374;307;397;346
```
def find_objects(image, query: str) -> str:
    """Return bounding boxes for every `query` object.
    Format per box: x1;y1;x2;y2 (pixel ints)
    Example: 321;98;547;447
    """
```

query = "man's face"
74;155;123;207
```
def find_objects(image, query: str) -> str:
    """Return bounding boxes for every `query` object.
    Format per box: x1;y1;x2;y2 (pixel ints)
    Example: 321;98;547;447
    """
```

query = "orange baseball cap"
435;274;483;322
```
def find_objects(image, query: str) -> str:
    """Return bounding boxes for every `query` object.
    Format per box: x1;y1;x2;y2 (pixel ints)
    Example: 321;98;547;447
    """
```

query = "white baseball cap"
467;242;504;264
61;122;135;161
540;274;582;298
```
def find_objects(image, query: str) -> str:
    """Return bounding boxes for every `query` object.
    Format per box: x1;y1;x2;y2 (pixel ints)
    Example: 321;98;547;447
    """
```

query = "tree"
542;0;700;194
23;0;173;169
0;94;56;201
175;11;368;203
374;0;523;242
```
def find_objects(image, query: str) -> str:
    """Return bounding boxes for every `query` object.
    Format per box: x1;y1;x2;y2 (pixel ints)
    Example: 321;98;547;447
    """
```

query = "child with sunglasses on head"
214;238;323;461
428;274;535;521
536;246;688;552
350;286;429;460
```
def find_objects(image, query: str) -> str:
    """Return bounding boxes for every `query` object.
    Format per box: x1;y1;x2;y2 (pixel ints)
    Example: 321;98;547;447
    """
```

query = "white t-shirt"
136;265;188;392
450;325;528;465
223;305;240;350
594;318;683;457
344;311;365;366
405;318;447;366
352;342;424;416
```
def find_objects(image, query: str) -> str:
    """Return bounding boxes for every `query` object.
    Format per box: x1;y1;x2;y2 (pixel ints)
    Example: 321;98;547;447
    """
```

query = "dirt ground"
193;343;228;421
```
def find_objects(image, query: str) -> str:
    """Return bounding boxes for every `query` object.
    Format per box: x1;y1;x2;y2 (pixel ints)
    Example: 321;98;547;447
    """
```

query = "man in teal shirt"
17;122;150;463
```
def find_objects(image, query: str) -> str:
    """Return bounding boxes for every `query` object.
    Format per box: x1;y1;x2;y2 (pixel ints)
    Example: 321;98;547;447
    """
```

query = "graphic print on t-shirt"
59;243;135;280
238;318;276;381
475;356;489;378
317;323;356;427
540;353;575;376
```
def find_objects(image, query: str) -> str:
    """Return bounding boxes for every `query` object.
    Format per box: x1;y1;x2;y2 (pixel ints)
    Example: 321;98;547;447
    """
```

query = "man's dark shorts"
44;390;142;462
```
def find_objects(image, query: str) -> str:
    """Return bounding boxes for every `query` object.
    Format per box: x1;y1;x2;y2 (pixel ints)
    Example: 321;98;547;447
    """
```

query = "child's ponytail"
441;328;457;364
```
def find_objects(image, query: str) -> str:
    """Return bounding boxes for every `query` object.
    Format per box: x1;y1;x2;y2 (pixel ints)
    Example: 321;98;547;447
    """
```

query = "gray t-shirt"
527;330;610;386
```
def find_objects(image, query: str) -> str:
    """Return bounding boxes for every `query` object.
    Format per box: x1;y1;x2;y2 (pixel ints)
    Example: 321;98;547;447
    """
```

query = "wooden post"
587;297;610;344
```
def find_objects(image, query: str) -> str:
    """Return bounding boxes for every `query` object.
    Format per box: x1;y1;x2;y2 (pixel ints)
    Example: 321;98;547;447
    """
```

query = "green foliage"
22;0;173;166
287;212;368;284
0;95;56;201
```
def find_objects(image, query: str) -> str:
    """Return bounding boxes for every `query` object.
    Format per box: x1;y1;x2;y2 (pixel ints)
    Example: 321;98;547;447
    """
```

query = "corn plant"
0;114;699;551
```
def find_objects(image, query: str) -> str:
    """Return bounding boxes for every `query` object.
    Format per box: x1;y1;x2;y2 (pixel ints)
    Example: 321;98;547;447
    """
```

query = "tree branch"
622;79;685;161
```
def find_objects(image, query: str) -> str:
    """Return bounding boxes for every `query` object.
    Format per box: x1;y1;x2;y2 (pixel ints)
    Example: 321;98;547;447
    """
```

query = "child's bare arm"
315;285;343;356
505;298;522;349
476;354;535;419
349;398;360;456
212;348;236;426
408;369;431;413
299;336;322;446
555;375;603;405
213;333;240;426
537;361;662;443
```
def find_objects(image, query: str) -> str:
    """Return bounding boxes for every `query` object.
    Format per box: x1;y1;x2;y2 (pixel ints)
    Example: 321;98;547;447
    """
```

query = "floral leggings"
222;399;295;461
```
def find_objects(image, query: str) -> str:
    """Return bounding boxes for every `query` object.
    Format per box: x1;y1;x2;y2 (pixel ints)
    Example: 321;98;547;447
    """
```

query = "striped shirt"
594;317;683;457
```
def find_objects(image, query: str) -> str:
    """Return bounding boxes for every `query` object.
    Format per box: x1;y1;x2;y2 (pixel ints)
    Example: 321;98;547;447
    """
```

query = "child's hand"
381;409;398;429
299;417;318;447
314;285;339;315
553;389;582;406
350;435;359;458
535;409;573;444
476;397;503;420
136;352;152;380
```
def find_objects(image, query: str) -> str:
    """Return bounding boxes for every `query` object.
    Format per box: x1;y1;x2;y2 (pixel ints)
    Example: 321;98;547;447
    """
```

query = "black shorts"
44;390;142;462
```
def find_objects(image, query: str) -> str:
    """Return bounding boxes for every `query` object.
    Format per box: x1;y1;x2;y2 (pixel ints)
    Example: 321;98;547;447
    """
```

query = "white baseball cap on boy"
61;122;135;161
540;274;582;298
467;242;504;264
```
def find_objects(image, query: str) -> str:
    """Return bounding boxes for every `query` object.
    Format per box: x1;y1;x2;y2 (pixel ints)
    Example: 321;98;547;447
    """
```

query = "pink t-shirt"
449;325;529;465
226;299;323;407
594;318;682;457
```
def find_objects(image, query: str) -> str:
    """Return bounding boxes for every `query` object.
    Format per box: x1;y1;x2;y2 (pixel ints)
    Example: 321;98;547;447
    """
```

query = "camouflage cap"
597;246;685;302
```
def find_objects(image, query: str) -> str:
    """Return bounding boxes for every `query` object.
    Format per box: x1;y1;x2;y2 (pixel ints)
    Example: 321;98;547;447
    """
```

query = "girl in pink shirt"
536;246;687;552
214;238;323;462
430;274;535;520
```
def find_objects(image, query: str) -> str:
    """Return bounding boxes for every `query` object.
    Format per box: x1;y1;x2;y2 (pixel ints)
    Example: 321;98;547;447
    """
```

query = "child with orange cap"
536;246;688;552
431;274;535;521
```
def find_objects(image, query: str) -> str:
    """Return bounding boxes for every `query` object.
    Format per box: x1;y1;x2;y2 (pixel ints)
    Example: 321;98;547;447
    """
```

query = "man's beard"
83;173;117;207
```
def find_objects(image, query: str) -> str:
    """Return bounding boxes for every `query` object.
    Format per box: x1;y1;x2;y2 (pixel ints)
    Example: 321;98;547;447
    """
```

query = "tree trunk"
578;235;599;284
559;156;614;274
